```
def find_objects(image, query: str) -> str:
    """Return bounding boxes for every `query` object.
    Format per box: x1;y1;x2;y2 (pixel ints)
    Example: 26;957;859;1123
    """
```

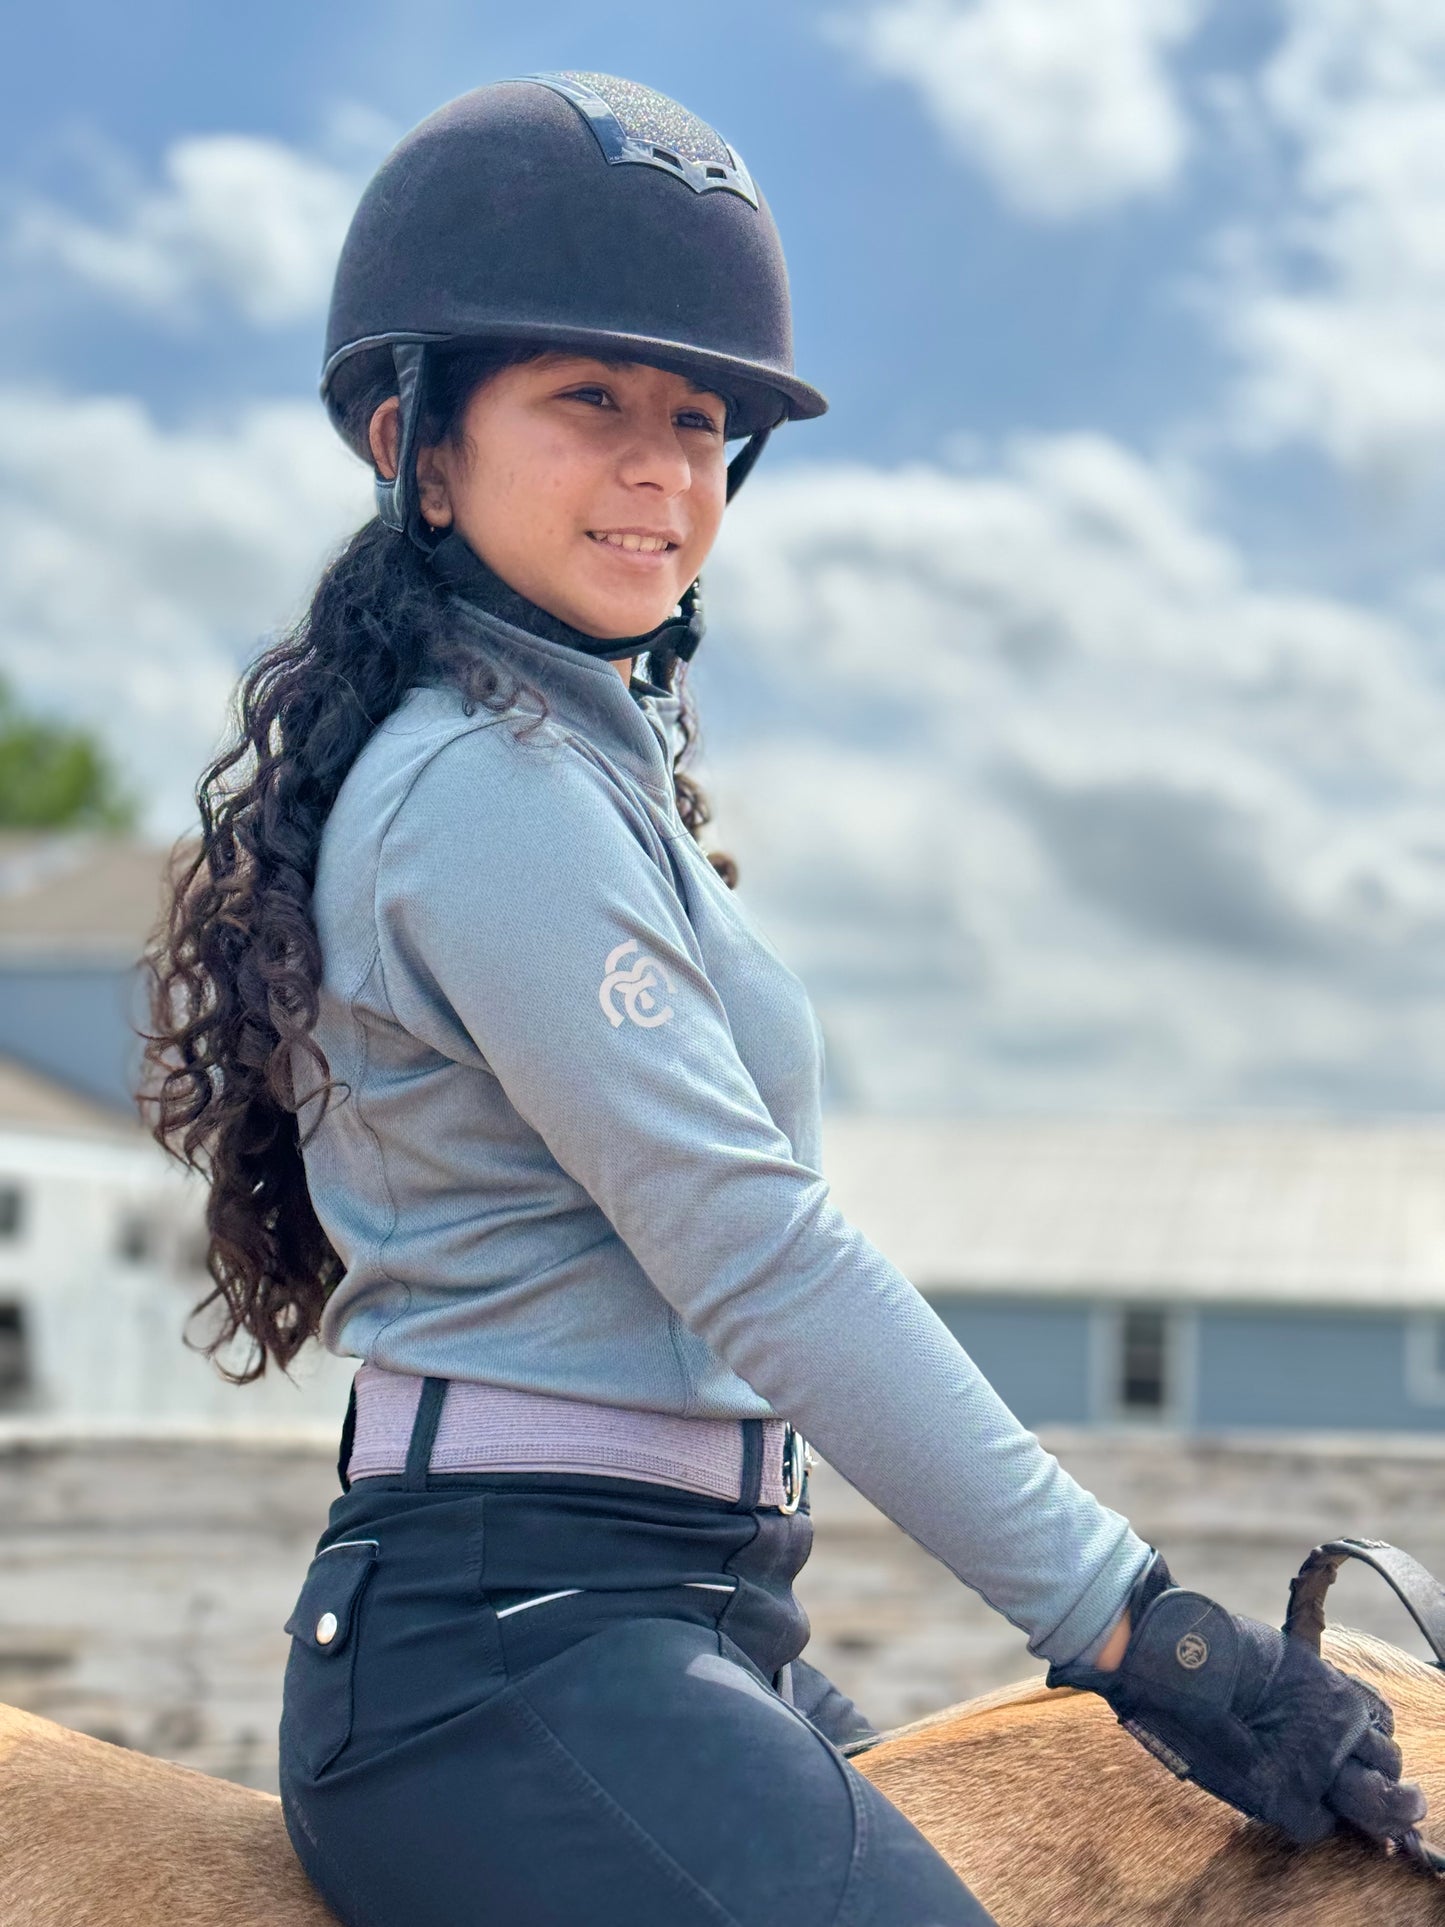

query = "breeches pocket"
280;1538;379;1780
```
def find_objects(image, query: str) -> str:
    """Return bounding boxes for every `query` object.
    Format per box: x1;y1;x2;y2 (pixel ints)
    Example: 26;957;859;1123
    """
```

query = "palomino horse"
3;1543;1443;1926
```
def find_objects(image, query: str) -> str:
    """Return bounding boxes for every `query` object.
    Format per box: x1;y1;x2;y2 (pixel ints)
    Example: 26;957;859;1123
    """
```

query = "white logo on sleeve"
599;939;676;1029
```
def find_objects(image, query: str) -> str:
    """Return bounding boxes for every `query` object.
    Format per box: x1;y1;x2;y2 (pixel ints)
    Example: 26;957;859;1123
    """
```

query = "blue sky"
0;3;1316;482
4;0;1445;1115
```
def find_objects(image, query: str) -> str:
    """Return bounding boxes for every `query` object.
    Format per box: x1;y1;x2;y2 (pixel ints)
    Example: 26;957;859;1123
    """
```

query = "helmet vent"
526;71;759;207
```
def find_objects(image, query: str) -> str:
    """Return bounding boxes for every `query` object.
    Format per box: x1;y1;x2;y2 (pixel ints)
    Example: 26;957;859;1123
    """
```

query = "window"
116;1213;155;1264
1119;1307;1169;1414
1093;1303;1191;1424
0;1302;31;1409
0;1185;23;1239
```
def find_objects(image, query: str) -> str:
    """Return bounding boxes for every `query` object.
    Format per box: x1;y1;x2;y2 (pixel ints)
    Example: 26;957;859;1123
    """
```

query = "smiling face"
375;352;731;642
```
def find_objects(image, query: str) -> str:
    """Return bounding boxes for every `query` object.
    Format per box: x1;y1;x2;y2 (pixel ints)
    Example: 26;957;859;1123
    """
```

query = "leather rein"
1284;1535;1445;1876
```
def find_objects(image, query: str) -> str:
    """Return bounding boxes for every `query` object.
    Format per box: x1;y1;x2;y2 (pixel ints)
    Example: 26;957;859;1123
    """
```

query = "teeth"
592;532;671;553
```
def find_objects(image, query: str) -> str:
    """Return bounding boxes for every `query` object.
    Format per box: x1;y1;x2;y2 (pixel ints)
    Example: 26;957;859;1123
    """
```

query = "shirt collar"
425;531;683;803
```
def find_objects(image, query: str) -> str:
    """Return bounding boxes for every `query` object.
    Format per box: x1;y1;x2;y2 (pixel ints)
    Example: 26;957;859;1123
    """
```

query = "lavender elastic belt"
347;1364;794;1508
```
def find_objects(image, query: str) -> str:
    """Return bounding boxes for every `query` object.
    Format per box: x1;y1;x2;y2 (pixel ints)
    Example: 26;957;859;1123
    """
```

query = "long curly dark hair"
142;340;738;1383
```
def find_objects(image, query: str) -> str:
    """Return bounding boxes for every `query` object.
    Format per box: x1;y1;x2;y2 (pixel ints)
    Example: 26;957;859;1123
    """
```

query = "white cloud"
1212;0;1445;479
700;436;1445;1112
0;385;372;829
8;131;366;327
831;0;1202;218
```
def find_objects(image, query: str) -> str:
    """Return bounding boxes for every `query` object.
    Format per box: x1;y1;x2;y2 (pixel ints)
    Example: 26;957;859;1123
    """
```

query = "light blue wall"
1196;1308;1443;1432
930;1294;1094;1427
0;965;143;1113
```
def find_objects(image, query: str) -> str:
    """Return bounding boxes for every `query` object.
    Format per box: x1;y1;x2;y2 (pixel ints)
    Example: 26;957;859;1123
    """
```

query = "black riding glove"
1047;1552;1428;1849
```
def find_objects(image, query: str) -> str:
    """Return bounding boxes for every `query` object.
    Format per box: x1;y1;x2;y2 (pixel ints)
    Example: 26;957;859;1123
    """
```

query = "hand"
1048;1552;1428;1849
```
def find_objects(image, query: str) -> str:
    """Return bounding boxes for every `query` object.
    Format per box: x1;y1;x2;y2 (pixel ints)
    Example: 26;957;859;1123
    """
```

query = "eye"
677;408;723;434
562;384;615;407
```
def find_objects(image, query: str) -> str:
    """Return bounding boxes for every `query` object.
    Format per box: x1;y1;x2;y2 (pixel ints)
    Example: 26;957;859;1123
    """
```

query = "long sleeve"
374;719;1151;1665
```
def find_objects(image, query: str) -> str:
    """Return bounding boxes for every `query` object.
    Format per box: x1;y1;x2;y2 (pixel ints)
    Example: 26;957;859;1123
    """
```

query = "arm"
375;724;1151;1665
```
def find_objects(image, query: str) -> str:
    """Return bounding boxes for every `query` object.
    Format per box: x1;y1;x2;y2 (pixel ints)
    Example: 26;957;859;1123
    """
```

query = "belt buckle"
778;1425;810;1515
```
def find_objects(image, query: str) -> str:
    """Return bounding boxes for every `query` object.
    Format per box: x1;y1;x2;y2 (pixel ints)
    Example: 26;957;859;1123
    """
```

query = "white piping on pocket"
492;1579;739;1618
494;1588;585;1619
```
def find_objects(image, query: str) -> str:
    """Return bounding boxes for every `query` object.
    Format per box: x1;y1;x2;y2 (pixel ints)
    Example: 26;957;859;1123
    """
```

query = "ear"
368;398;401;480
413;441;454;530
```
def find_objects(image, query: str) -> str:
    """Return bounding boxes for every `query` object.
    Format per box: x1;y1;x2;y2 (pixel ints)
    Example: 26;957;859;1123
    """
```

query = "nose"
615;412;693;496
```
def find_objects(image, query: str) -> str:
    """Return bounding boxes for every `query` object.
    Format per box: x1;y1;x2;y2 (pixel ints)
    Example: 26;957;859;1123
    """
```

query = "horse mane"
1323;1625;1445;1693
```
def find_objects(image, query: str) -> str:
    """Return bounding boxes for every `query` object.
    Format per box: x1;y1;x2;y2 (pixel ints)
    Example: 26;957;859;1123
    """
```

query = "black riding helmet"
320;72;827;661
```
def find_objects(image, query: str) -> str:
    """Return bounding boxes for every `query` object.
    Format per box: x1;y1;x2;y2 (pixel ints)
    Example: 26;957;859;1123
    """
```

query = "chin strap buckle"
778;1427;813;1515
671;579;705;662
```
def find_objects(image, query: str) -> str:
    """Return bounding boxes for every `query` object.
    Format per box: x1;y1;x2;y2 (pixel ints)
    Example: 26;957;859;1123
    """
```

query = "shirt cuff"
1029;1532;1155;1668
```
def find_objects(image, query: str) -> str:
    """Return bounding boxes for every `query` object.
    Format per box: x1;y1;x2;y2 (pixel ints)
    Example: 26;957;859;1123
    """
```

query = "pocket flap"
284;1538;378;1653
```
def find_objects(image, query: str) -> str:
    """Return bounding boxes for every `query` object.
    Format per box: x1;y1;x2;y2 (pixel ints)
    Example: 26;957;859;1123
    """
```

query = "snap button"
316;1611;339;1646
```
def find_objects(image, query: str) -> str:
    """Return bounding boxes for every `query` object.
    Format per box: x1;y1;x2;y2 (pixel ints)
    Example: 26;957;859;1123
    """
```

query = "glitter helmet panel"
527;72;758;205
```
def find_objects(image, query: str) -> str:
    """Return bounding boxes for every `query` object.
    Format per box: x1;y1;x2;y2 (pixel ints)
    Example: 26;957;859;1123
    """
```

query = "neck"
423;530;699;679
426;532;634;677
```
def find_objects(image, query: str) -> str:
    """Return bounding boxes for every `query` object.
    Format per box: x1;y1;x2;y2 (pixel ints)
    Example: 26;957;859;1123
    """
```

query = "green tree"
0;677;137;830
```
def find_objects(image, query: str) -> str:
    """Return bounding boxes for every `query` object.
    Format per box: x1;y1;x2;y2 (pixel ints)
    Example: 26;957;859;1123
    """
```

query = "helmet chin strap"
374;343;435;544
384;341;773;663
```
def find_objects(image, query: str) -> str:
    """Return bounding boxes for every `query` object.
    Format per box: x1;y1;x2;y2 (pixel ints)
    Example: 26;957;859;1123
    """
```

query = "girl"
146;72;1424;1927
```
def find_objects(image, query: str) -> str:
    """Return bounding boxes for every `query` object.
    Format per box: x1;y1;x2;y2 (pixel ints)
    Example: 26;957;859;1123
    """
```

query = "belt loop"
731;1417;765;1513
404;1376;450;1491
336;1377;359;1494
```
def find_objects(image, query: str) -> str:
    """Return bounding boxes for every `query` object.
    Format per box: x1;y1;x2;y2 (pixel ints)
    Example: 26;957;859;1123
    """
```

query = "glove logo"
599;940;676;1029
1175;1632;1209;1670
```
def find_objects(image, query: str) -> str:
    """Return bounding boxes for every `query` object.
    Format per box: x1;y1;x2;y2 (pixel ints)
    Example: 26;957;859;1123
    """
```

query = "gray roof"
0;1052;144;1141
0;833;177;961
819;1115;1445;1309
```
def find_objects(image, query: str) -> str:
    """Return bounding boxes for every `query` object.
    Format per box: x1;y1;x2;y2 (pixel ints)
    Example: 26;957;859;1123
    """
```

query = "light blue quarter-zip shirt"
300;571;1151;1666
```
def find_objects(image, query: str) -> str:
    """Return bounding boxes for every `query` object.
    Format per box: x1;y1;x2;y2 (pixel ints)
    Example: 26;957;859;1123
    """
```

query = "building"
821;1115;1445;1434
0;832;164;1112
0;833;353;1426
0;1050;355;1427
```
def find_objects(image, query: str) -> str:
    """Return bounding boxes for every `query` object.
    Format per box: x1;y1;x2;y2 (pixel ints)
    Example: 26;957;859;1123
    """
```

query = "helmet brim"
321;323;827;455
